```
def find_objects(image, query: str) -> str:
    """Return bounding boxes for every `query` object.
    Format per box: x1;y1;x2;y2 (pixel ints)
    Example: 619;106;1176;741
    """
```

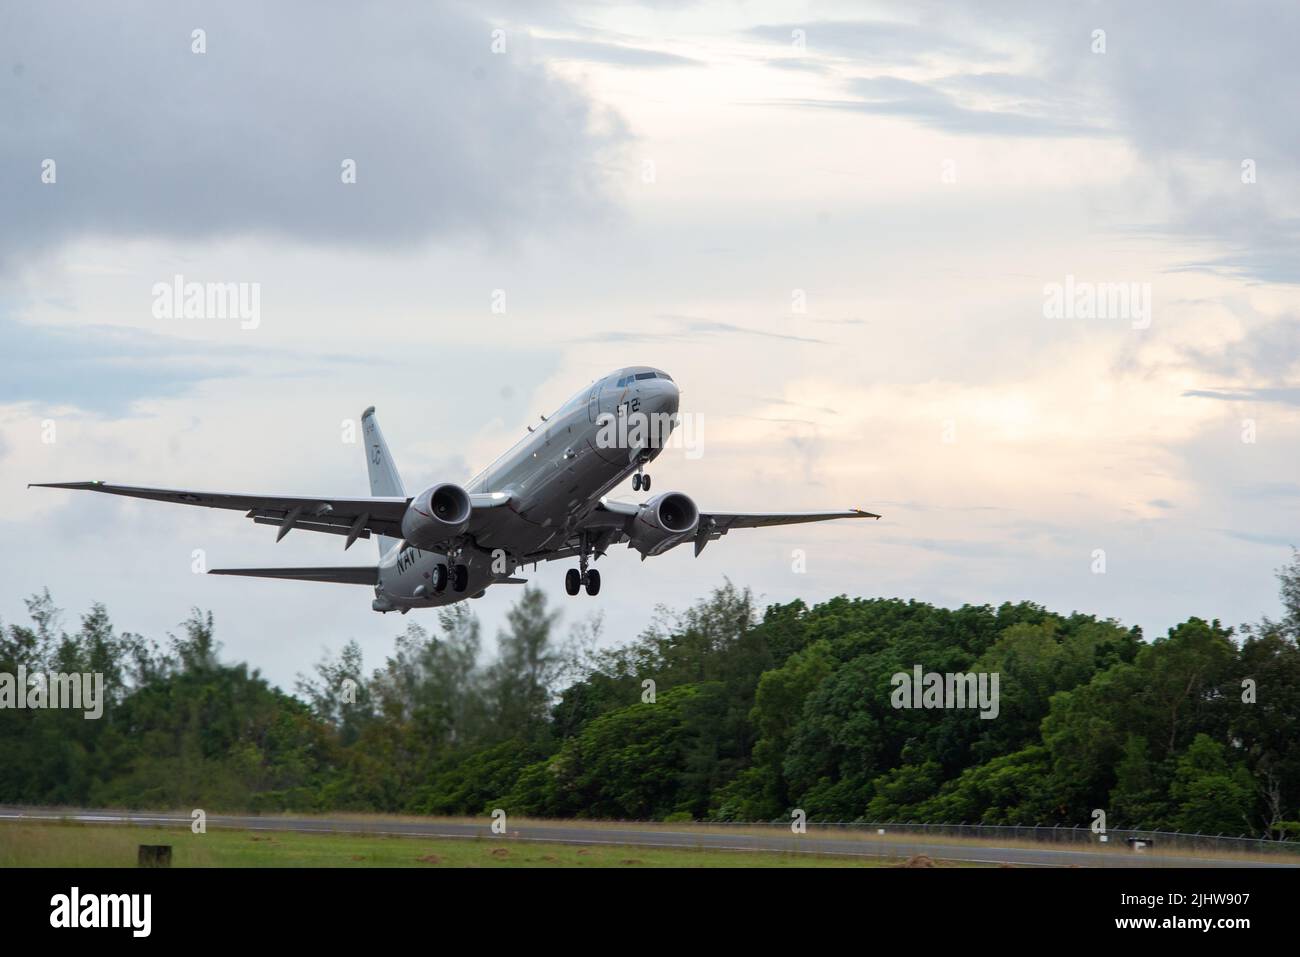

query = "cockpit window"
615;372;671;386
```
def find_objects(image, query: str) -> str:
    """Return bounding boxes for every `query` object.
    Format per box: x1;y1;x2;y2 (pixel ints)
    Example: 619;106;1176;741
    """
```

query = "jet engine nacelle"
628;491;699;556
401;482;472;548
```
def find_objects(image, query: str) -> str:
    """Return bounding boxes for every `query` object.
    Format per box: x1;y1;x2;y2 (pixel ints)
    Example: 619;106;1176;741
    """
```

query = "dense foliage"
3;553;1299;837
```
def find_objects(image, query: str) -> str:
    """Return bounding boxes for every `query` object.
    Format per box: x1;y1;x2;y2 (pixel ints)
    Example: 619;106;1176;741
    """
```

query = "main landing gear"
565;567;599;596
431;561;469;594
632;467;651;492
565;532;601;597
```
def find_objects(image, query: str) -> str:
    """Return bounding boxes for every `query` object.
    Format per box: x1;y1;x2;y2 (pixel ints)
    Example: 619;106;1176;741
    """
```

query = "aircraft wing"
689;507;879;554
588;499;878;528
697;507;879;530
529;499;879;562
696;509;878;530
29;480;411;550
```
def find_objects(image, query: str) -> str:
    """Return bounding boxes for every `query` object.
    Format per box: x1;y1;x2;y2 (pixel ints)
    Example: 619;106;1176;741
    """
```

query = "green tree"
1108;735;1173;830
485;587;562;738
1170;734;1255;835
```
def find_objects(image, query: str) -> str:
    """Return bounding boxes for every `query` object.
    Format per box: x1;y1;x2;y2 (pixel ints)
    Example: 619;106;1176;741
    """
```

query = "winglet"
852;507;882;519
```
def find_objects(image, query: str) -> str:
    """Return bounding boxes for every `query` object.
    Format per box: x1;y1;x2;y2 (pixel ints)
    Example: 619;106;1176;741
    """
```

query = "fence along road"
1;807;1296;868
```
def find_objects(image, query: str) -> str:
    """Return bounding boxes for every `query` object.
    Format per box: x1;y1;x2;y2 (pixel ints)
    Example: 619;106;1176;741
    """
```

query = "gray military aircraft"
32;366;878;613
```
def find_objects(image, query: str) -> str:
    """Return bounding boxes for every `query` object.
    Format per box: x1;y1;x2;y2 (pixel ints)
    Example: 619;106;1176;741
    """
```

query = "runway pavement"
1;806;1294;867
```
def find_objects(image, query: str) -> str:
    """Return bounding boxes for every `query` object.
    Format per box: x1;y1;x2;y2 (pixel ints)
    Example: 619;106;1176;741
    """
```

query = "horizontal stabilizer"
208;566;378;585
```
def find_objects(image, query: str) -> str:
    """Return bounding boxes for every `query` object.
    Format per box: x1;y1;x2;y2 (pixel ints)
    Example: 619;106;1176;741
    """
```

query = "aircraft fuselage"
374;366;679;609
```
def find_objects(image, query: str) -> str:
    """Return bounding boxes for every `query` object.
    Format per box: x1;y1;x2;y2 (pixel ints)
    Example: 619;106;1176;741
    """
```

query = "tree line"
2;554;1298;837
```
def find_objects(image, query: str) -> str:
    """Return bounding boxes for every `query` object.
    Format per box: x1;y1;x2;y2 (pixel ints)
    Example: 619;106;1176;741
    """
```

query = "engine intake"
401;482;472;548
628;491;699;556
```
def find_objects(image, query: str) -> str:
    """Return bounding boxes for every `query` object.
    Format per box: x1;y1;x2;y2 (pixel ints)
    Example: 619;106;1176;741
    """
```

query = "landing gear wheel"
431;564;448;593
642;475;651;492
451;563;469;593
632;473;642;491
570;530;601;597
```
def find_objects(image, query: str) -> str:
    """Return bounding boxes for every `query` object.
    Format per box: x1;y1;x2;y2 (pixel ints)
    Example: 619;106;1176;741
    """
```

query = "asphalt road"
2;806;1293;868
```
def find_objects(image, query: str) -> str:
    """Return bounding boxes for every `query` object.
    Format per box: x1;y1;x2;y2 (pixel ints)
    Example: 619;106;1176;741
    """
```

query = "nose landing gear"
632;468;651;492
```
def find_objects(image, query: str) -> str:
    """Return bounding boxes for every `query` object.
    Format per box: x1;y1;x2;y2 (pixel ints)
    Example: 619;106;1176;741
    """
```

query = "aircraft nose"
650;378;679;415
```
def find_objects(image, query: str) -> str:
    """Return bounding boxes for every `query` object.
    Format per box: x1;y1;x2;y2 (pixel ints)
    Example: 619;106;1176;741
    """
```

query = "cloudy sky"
2;0;1296;688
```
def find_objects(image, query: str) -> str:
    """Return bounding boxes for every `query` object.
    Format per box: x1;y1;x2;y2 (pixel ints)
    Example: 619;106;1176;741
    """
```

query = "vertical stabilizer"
361;407;405;557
